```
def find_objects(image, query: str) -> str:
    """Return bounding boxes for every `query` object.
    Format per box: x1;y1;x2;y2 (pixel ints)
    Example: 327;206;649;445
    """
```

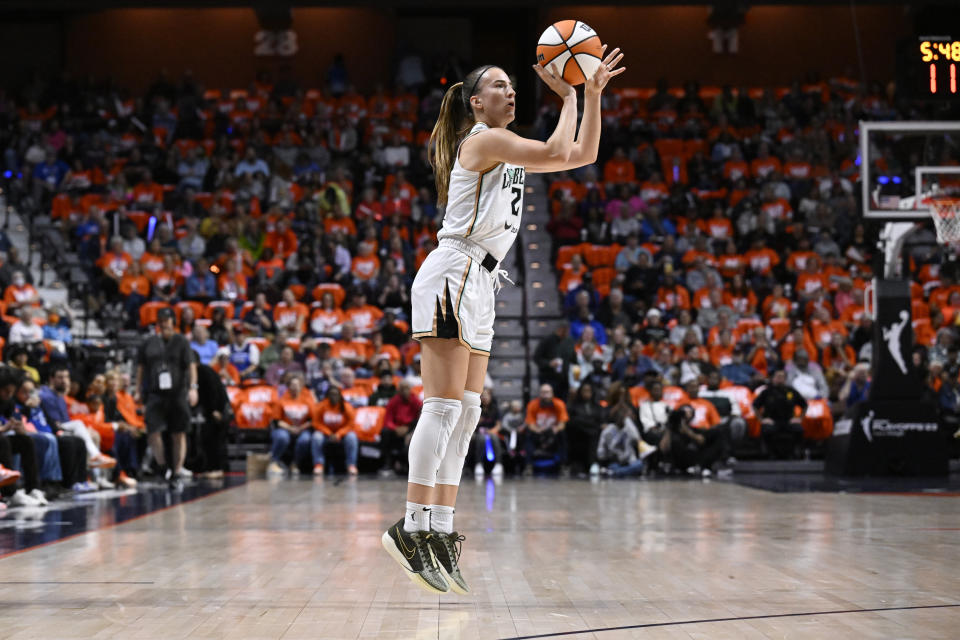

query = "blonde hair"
428;66;495;205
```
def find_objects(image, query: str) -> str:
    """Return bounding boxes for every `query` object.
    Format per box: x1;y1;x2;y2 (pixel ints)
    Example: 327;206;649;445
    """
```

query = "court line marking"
0;481;246;562
498;603;960;639
0;581;154;584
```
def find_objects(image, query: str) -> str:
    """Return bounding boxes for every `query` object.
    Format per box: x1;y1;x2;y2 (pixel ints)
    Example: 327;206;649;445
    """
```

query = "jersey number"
510;186;521;218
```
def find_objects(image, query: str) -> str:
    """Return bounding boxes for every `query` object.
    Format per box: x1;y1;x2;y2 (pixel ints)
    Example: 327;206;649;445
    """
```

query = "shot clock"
897;35;960;100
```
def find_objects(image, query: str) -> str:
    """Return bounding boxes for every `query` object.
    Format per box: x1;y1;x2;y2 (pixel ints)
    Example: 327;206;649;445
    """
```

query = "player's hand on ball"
532;62;576;99
585;45;625;95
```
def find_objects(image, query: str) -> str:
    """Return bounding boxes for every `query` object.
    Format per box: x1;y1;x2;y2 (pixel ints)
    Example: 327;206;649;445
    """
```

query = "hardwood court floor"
0;476;958;639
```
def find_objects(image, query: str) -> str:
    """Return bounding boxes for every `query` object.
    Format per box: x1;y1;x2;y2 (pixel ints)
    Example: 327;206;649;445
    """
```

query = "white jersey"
437;122;525;263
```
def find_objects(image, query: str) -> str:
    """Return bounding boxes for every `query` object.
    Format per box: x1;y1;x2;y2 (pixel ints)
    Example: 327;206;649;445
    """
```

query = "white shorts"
411;240;497;354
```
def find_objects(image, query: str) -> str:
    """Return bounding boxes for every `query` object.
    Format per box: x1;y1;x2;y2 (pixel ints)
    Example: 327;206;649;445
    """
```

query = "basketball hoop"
928;196;960;245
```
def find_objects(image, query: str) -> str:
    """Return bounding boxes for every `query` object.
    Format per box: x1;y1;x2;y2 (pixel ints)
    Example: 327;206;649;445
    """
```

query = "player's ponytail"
429;82;471;205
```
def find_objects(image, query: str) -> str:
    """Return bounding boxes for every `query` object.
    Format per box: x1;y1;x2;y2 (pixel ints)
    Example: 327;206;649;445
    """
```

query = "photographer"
659;404;732;476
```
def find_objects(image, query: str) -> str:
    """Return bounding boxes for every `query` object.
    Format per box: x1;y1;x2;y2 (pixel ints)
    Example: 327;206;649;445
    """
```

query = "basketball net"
928;196;960;246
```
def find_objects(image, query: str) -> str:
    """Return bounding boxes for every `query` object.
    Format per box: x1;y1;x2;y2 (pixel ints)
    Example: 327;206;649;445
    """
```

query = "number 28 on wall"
254;30;298;57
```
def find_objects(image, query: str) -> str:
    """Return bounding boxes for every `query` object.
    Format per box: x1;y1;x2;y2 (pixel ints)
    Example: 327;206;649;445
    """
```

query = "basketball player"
382;48;625;594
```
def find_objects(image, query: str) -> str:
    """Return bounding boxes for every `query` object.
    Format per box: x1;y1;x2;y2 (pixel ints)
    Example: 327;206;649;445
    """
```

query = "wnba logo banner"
869;279;922;402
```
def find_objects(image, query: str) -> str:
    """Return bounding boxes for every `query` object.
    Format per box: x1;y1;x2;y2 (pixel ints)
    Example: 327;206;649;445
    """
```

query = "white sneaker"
11;489;41;507
28;489;49;506
96;477;116;490
701;468;712;478
638;440;658;460
179;468;194;479
492;463;504;477
267;462;285;476
589;463;600;476
474;463;484;477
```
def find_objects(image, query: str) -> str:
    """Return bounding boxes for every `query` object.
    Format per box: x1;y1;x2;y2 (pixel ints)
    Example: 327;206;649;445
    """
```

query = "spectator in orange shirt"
119;260;151;299
521;383;569;473
218;260;248;302
656;273;691;313
264;217;298;259
139;239;166;276
312;386;359;475
722;147;750;182
150;254;182;303
131;170;164;210
268;374;324;475
310;291;346;336
331;322;372;367
603;147;636;185
3;270;41;310
96;237;133;288
750;142;782;180
351;241;381;284
273;288;309;334
683;380;722;430
344;291;384;335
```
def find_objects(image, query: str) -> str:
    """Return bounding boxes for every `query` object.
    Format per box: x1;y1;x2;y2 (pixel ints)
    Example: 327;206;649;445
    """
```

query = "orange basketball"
536;20;603;86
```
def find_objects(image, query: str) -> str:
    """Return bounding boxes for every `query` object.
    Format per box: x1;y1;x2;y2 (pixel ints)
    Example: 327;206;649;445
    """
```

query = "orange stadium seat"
139;302;171;328
235;401;275;430
312;283;346;307
205;300;235;320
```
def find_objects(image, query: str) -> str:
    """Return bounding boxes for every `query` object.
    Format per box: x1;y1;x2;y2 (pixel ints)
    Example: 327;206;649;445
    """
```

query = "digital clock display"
901;35;960;98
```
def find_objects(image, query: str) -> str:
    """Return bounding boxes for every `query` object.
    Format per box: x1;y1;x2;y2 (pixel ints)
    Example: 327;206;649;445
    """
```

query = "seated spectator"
467;388;506;477
753;368;807;458
268;374;321;475
338;368;370;407
597;400;645;478
274;288;309;335
344;291;384;335
520;384;568;474
9;307;43;344
243;292;276;336
4;270;40;310
310;292;345;336
8;344;40;383
331;322;372;369
312;386;359;475
380;379;421;476
189;325;219;365
698;370;747;442
785;349;828;399
265;346;304;388
211;347;240;386
838;362;871;410
228;328;261;381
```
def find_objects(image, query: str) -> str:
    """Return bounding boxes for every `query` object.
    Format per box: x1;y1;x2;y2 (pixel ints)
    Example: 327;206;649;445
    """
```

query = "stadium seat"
312;283;346;307
139;302;172;328
235;401;275;430
205;300;235;320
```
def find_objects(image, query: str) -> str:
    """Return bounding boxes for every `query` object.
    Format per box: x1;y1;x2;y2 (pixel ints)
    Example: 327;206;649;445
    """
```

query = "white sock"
404;501;431;532
431;505;455;534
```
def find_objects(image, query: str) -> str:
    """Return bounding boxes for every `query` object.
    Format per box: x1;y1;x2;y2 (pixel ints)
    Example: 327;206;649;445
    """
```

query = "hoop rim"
927;196;960;218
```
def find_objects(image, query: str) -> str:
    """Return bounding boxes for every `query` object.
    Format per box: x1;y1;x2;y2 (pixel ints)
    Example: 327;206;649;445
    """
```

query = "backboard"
861;120;960;220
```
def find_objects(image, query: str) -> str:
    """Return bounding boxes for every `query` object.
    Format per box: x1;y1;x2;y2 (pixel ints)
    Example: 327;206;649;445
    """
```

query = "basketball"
536;20;603;86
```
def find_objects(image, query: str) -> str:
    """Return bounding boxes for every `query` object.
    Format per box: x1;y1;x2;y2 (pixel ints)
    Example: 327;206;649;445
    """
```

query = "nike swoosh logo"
396;526;417;559
504;222;517;232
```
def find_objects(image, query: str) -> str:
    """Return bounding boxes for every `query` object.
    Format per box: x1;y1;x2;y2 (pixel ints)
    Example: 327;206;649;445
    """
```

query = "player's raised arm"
527;45;625;173
459;64;579;171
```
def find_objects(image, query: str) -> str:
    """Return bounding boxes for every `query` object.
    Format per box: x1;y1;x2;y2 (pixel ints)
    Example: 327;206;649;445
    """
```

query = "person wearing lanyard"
135;307;198;490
